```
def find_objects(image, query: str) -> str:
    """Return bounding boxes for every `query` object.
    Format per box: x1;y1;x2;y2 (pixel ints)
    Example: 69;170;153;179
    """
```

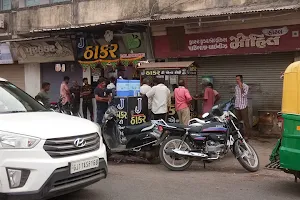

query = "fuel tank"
189;122;227;142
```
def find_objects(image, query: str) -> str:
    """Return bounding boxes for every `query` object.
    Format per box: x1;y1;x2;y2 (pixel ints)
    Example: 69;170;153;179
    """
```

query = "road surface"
52;139;300;200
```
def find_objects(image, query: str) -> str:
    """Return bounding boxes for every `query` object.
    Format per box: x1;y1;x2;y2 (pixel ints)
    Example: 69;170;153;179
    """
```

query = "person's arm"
185;89;193;103
215;94;221;104
94;88;109;102
146;87;155;98
241;84;249;97
167;89;171;108
203;88;208;102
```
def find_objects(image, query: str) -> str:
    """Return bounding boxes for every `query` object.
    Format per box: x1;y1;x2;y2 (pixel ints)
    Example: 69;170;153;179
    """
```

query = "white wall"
24;63;40;97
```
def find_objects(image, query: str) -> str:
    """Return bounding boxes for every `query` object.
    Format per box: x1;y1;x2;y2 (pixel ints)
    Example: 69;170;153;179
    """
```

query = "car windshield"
0;81;47;114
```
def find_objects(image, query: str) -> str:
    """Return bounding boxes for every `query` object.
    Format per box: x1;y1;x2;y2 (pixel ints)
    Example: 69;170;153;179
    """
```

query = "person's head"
142;78;150;85
83;78;88;85
178;79;185;87
41;82;50;92
153;78;159;86
72;80;78;87
236;75;243;84
110;77;116;84
64;76;70;84
98;77;107;88
207;82;213;88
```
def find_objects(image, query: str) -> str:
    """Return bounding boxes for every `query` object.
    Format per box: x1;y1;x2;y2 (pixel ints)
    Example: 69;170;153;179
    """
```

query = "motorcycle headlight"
0;131;40;149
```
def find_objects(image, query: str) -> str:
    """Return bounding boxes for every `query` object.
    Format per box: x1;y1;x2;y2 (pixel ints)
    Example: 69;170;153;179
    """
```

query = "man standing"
235;75;250;140
174;80;192;125
140;78;152;120
94;78;110;125
70;81;81;115
81;78;94;121
146;78;170;121
35;82;51;109
202;82;215;114
60;76;71;112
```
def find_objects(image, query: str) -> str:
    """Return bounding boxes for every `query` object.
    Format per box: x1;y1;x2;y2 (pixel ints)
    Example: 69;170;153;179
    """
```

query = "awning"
137;61;195;69
0;36;51;43
30;21;120;33
122;4;300;23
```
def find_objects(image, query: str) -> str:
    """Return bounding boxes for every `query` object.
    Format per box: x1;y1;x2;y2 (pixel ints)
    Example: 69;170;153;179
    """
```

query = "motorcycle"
101;104;163;164
50;95;81;117
156;97;260;172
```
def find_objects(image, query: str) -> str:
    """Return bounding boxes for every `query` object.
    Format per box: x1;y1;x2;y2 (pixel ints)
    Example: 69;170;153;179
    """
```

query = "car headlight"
0;131;40;149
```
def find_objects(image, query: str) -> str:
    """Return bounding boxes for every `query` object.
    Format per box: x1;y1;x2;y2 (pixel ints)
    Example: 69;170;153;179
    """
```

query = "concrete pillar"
82;67;91;84
24;63;40;97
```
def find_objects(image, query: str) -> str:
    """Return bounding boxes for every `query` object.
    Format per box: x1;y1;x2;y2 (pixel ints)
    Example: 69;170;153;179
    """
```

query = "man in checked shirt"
235;75;251;140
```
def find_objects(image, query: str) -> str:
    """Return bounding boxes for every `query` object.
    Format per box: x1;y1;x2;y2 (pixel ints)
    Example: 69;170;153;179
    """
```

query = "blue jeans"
97;108;106;125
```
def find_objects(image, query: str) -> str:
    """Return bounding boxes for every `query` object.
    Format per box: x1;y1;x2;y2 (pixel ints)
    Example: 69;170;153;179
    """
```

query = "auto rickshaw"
267;61;300;182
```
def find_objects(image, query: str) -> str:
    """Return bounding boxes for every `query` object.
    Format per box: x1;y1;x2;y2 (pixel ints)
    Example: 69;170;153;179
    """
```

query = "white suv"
0;78;107;200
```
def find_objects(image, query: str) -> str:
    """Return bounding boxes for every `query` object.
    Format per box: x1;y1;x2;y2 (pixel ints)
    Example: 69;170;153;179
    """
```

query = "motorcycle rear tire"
159;136;193;171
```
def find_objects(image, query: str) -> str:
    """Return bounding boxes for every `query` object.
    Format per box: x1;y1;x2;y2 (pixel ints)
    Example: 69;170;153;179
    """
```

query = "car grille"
43;133;100;158
53;168;104;189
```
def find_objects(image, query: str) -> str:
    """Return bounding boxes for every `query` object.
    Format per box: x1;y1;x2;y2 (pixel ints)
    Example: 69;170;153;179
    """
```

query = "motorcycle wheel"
234;140;259;172
159;136;193;171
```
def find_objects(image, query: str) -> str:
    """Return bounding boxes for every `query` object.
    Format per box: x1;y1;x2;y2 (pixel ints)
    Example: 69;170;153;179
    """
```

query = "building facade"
0;0;300;118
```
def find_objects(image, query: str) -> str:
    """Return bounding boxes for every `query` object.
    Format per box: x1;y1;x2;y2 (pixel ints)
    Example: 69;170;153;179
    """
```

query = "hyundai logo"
74;138;86;148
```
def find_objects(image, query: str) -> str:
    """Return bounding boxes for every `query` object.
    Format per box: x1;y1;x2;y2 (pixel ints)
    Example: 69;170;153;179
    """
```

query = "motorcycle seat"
124;122;153;135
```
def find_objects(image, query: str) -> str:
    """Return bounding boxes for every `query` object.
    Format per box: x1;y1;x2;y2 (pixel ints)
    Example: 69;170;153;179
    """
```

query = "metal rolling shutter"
0;64;25;90
195;52;294;113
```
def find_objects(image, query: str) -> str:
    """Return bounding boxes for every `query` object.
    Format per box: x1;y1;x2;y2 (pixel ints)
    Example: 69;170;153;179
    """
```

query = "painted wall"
0;0;299;34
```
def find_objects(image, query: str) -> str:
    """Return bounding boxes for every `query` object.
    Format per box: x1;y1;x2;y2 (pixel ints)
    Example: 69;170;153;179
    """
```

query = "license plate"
70;157;99;174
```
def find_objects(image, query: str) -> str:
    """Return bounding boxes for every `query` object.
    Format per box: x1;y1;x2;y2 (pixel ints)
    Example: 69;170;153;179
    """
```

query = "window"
25;0;40;7
24;0;68;7
1;0;11;10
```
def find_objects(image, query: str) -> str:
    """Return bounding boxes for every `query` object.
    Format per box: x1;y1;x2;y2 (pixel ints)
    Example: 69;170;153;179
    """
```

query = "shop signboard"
142;66;197;76
11;39;74;64
154;25;300;58
0;43;13;64
76;32;146;68
115;96;148;127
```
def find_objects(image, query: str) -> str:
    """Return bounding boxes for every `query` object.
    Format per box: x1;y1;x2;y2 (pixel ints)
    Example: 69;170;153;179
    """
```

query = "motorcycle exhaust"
172;149;208;158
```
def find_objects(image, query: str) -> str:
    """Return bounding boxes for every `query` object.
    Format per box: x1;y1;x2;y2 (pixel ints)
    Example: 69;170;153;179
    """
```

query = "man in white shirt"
146;78;171;121
140;78;152;119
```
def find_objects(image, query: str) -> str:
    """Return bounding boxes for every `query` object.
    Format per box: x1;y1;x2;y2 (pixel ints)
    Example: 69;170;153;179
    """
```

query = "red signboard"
154;25;300;58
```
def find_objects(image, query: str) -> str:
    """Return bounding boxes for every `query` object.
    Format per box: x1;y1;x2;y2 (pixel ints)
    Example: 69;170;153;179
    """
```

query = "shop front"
76;30;148;123
11;38;76;101
139;61;199;123
153;25;300;116
0;43;25;90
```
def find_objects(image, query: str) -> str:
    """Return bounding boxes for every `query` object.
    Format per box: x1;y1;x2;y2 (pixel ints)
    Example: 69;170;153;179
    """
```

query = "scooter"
101;105;163;164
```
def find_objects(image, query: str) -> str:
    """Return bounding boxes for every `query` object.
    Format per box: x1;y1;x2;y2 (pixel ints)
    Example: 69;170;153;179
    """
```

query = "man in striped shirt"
235;75;250;140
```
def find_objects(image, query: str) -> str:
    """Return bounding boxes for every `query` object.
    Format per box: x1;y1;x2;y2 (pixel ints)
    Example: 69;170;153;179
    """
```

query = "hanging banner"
11;39;74;64
154;25;300;58
0;43;13;64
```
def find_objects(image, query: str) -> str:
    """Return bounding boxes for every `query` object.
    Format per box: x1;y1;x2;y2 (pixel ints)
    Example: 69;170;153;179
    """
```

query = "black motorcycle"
101;105;163;164
156;98;260;172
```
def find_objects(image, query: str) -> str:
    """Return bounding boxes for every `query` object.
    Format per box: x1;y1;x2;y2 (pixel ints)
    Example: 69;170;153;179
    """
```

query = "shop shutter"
194;52;294;113
0;64;25;90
